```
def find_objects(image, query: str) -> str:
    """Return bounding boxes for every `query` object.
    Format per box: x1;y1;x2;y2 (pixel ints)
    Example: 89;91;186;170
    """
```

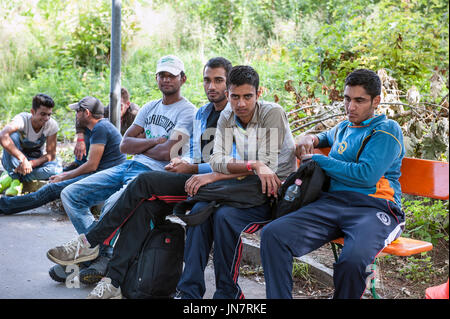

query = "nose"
347;100;356;111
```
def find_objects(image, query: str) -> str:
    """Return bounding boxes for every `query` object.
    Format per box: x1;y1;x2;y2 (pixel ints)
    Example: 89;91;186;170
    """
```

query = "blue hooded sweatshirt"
312;114;405;207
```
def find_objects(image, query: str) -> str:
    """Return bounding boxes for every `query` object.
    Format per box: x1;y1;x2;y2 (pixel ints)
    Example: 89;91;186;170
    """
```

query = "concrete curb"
168;216;334;286
241;236;334;286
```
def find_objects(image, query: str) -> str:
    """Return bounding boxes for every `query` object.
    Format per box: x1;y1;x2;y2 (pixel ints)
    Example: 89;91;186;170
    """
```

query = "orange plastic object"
425;279;449;299
312;148;449;200
332;237;433;256
399;157;449;200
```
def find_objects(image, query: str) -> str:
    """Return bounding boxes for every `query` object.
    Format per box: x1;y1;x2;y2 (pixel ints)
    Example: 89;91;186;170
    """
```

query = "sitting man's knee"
60;186;72;202
260;221;281;248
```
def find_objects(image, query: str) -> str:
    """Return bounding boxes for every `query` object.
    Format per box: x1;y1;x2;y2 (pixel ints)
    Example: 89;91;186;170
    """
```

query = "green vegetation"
1;0;448;137
402;197;449;245
0;0;448;286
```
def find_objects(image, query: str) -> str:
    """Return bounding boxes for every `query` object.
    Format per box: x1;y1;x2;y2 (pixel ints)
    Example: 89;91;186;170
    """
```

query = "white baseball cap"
155;55;185;76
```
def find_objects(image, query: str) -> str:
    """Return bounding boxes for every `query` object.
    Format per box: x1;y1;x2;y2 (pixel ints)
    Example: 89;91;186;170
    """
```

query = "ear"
180;74;187;85
372;95;381;108
30;108;35;116
256;87;262;99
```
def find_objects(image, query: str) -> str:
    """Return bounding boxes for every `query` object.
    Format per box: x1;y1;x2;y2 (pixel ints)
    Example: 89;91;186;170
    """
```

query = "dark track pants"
176;202;272;299
260;191;405;299
85;171;191;286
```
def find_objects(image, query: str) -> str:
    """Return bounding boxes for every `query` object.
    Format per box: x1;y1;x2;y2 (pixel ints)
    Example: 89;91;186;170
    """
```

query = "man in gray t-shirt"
58;55;196;255
0;94;62;195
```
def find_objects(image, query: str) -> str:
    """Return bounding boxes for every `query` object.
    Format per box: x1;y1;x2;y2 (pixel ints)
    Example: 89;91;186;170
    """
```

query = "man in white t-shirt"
0;94;62;196
58;55;196;260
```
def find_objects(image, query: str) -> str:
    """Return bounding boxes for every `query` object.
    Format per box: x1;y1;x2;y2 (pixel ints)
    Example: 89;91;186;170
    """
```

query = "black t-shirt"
201;107;222;161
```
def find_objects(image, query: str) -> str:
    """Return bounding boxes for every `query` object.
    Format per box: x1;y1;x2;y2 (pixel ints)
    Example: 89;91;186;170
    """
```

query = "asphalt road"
0;205;266;299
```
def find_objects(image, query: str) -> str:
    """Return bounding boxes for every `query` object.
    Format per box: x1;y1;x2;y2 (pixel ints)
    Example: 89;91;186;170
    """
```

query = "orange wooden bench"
312;147;449;298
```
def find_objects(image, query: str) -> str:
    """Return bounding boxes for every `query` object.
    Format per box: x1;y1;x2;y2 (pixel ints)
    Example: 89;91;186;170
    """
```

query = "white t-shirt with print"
132;97;196;171
10;112;59;153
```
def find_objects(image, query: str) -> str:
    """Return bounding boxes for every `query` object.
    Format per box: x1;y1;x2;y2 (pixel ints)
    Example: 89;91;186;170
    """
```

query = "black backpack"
173;175;269;226
273;159;330;219
121;220;185;299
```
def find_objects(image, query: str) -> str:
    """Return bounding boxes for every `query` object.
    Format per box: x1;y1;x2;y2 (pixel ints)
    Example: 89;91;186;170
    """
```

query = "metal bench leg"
330;242;340;262
371;259;381;299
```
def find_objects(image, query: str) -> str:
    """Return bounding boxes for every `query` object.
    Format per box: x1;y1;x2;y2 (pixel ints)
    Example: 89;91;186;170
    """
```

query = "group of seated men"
0;55;406;299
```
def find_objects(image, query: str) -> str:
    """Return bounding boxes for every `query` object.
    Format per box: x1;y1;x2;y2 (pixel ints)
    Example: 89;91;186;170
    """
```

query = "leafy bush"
402;197;449;245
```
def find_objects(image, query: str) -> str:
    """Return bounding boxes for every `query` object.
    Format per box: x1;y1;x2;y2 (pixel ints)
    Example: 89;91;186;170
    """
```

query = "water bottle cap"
295;179;302;186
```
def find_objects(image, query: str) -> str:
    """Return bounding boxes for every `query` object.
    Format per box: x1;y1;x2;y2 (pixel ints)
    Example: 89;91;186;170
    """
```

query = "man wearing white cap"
51;55;196;284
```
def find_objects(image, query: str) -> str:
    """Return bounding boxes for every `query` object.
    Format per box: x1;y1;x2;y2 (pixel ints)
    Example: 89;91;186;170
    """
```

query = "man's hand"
49;172;69;183
295;135;317;159
74;140;87;161
155;136;168;144
252;161;281;198
14;158;33;175
185;173;219;196
165;157;197;174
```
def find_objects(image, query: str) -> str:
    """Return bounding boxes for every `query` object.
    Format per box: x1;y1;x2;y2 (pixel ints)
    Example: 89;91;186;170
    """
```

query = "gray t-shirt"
132;97;196;171
10;112;59;156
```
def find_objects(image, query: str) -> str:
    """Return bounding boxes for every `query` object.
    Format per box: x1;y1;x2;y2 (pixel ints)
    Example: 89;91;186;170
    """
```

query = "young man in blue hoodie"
260;69;406;299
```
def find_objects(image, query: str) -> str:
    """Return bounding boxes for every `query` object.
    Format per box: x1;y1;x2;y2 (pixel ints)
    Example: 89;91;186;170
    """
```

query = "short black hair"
204;57;233;78
344;69;381;99
32;94;55;111
226;65;259;92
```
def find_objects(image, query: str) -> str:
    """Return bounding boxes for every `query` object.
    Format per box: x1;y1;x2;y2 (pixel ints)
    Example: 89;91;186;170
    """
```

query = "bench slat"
332;237;433;256
313;148;449;200
399;157;449;200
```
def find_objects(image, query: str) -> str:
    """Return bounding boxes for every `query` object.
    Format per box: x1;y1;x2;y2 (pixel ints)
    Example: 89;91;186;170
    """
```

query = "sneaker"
5;179;23;196
79;255;111;285
87;277;122;299
63;162;79;172
0;172;12;193
47;234;99;266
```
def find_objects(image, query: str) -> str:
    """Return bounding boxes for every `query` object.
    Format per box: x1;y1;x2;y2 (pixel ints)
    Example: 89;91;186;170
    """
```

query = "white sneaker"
47;234;99;266
87;277;122;299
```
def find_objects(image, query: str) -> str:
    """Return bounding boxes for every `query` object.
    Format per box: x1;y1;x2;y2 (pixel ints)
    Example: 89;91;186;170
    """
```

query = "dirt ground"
240;234;449;299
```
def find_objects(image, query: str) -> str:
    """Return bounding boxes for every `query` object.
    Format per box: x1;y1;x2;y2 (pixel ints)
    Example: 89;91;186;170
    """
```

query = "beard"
207;92;227;104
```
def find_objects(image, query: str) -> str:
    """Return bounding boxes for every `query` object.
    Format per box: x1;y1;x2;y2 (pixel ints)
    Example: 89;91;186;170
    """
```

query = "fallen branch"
291;113;345;133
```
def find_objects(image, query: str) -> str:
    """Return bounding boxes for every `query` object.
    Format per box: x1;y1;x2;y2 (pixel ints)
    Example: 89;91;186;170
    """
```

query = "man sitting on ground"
0;96;127;283
64;88;139;171
0;94;61;196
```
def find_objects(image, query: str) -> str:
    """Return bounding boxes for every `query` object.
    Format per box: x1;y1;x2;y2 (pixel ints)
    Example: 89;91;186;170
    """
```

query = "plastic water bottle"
284;179;302;202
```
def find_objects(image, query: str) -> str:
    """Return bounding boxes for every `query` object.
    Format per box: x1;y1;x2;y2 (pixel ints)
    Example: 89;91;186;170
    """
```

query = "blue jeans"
0;174;90;215
60;160;151;235
1;132;62;182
